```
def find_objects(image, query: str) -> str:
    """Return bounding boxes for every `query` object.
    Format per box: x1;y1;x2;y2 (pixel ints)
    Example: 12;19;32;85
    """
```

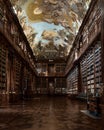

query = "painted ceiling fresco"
10;0;91;60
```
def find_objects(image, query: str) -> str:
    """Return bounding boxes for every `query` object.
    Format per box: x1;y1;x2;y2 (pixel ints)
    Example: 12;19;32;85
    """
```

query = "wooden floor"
0;96;104;130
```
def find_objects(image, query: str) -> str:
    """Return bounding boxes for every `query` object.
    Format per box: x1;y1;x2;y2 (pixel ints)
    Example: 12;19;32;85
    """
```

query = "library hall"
0;0;104;130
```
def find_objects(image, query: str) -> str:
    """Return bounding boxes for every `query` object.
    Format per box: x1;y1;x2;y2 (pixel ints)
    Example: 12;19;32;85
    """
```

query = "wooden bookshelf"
77;0;101;59
36;63;66;77
80;41;103;96
39;78;48;94
36;77;48;94
36;63;48;76
0;44;7;91
55;63;66;74
65;51;75;74
55;78;66;94
80;55;87;94
55;78;62;94
0;1;4;22
35;77;66;95
14;57;21;93
67;66;78;95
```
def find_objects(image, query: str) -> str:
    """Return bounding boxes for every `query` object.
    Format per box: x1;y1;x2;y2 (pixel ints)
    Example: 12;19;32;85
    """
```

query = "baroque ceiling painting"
10;0;91;60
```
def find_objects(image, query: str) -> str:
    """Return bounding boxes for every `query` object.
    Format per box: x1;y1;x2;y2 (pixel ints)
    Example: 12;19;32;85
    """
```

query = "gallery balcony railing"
37;72;64;77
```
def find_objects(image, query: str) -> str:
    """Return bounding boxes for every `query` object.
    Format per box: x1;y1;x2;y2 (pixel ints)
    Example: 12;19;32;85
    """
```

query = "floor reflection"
0;96;103;130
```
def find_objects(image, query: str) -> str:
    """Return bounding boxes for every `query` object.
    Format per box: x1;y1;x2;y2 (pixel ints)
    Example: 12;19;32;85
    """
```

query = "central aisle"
0;96;103;130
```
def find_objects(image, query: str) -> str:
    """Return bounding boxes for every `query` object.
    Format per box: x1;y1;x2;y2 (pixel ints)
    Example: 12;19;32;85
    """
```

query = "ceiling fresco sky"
10;0;91;60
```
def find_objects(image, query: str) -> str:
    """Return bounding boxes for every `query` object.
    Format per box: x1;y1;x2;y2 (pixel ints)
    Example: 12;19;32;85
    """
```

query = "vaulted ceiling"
10;0;91;60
